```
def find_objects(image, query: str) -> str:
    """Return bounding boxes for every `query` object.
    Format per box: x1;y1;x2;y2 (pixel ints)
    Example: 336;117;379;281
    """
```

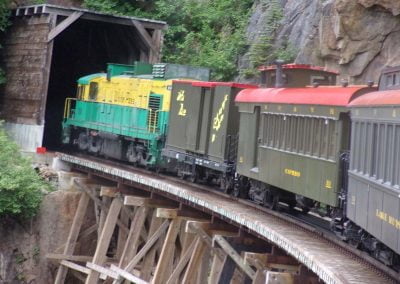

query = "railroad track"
57;152;400;283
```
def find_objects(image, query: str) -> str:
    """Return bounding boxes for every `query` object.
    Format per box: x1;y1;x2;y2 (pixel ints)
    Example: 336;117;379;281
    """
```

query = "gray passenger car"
348;67;400;264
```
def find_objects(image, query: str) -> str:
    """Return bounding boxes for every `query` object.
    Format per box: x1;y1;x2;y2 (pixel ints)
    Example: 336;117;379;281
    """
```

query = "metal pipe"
275;59;284;88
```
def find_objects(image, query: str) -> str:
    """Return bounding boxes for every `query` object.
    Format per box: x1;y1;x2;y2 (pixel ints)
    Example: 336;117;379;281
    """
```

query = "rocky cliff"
241;0;400;84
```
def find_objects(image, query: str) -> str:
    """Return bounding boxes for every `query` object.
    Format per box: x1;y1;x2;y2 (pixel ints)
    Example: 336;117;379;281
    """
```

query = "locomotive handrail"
147;109;160;133
63;98;77;119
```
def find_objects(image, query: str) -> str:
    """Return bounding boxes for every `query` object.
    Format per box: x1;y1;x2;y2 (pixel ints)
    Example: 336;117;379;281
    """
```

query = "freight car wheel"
189;174;197;183
264;193;279;210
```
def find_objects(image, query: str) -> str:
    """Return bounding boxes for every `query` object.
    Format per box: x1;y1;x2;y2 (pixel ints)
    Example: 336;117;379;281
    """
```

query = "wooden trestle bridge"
48;153;397;284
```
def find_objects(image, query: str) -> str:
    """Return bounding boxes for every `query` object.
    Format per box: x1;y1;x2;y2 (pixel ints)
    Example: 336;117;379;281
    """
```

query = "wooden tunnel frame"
1;4;166;152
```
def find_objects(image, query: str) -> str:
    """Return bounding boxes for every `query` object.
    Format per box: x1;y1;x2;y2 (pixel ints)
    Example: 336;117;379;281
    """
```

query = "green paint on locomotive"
62;99;169;166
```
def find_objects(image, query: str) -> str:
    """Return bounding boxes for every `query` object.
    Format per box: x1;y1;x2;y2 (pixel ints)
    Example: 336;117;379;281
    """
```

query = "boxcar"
235;86;374;211
347;68;400;265
162;81;256;189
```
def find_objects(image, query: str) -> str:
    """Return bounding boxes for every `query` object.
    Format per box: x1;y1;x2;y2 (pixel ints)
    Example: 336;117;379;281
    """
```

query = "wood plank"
141;210;163;281
125;220;170;272
46;253;92;262
252;270;266;284
156;208;179;219
152;218;182;283
265;271;294;284
48;12;84;42
98;196;111;240
213;235;256;281
60;260;91;275
187;222;226;261
124;195;177;208
209;249;227;284
47;253;117;264
110;265;149;284
118;206;149;268
85;198;123;284
181;238;207;283
60;260;107;280
166;236;197;284
131;19;156;52
100;186;118;197
116;205;129;259
54;192;90;284
86;262;118;279
74;180;129;234
113;220;170;284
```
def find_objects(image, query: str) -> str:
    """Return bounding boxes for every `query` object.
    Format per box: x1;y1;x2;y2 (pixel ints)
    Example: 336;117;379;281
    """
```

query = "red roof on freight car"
235;87;374;106
172;80;257;89
258;64;339;75
349;90;400;106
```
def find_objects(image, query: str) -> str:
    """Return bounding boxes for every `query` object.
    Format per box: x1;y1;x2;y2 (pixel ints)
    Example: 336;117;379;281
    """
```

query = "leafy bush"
0;124;46;219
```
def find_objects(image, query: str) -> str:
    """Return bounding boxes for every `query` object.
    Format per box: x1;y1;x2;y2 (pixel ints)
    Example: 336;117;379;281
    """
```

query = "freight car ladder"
147;95;161;133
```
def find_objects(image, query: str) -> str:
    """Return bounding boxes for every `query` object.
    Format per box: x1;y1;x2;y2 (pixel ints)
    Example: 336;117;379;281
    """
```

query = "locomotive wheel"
77;133;89;151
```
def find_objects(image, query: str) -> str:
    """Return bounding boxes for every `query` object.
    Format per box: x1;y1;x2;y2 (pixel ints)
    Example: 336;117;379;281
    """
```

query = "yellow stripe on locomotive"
77;75;173;112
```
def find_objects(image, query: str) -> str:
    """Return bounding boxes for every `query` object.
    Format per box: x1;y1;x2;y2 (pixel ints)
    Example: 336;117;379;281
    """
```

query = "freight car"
161;81;257;190
62;62;209;168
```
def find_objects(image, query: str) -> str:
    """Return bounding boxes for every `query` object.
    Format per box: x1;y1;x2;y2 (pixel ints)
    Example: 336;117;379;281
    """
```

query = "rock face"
241;0;400;84
358;0;400;16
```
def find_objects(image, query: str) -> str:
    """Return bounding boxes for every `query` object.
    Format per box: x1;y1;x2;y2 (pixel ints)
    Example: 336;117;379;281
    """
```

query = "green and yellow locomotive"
62;62;209;168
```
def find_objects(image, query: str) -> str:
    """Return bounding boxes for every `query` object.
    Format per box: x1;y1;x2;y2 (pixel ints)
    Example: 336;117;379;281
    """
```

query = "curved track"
57;152;399;283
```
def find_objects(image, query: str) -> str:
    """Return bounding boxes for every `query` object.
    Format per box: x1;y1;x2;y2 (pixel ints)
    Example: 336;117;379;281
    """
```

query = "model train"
62;62;400;269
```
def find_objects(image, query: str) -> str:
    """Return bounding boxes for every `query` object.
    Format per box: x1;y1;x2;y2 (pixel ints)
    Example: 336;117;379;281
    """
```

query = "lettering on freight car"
177;90;185;101
392;109;397;117
351;195;356;205
284;168;301;178
176;90;187;116
310;107;315;113
179;104;187;116
375;209;400;230
211;95;229;143
213;95;229;131
293;107;297;112
329;108;335;115
325;179;332;189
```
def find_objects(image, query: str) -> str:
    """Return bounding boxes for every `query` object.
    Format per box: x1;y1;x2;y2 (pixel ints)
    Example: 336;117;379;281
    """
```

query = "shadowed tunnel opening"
43;18;141;150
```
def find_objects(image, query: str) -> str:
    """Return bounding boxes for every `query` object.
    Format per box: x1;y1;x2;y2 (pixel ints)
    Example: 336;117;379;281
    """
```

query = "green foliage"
248;0;296;69
0;123;47;219
83;0;254;80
